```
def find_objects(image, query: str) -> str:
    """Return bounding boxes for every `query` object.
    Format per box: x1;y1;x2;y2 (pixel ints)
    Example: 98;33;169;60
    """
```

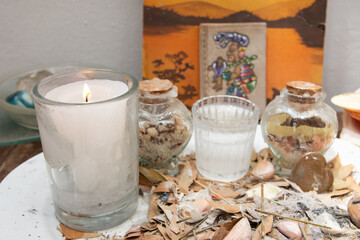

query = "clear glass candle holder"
192;95;260;182
33;69;139;231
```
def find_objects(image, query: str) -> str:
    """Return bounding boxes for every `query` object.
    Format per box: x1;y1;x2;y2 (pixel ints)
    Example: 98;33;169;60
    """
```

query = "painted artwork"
210;31;258;97
143;0;327;108
200;23;266;111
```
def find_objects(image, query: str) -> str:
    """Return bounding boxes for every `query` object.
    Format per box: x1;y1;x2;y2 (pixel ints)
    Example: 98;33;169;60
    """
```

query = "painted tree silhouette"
152;51;197;102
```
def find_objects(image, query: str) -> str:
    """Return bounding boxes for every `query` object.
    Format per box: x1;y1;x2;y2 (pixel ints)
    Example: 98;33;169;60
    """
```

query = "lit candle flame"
83;83;91;102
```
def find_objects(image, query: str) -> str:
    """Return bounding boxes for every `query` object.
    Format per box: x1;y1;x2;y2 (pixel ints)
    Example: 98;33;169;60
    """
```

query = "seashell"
223;217;252;240
192;199;212;213
276;220;302;239
251;159;275;181
6;90;34;108
348;195;360;228
246;183;282;200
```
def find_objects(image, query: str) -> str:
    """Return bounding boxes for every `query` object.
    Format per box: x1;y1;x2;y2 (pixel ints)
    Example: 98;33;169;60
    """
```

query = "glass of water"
192;95;260;182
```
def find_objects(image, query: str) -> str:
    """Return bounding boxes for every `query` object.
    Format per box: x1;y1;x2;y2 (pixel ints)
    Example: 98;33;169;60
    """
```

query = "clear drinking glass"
33;70;139;231
192;95;260;182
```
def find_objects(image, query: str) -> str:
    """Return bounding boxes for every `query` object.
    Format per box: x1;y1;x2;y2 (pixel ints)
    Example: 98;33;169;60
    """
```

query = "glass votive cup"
192;95;260;182
33;69;139;231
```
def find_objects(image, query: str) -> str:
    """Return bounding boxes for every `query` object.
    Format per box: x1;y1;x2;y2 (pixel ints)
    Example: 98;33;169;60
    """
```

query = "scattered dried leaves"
327;154;360;193
178;161;196;194
57;223;101;239
57;150;360;239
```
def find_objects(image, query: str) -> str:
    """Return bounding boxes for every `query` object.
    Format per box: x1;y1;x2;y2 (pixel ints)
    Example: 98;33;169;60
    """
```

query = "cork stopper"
139;78;173;96
139;78;177;104
286;81;322;97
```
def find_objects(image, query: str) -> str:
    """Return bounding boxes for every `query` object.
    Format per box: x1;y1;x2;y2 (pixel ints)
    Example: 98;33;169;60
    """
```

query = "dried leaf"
148;191;161;222
213;187;245;199
157;224;179;240
195;180;231;204
189;161;198;180
152;214;166;224
57;223;101;239
139;184;152;193
327;154;360;193
125;224;141;239
198;231;215;240
140;222;158;231
164;175;179;184
328;155;355;180
178;161;194;193
157;224;171;240
252;215;274;240
224;217;252;240
140;174;154;188
317;189;352;205
212;218;240;240
345;175;360;193
284;179;304;192
191;184;204;192
170;214;180;234
332;175;360;193
158;203;174;223
153;181;176;193
178;153;196;163
267;180;290;188
140;166;167;185
207;201;241;214
138;235;164;240
299;223;312;240
165;192;177;204
244;206;262;222
268;229;282;239
320;189;351;200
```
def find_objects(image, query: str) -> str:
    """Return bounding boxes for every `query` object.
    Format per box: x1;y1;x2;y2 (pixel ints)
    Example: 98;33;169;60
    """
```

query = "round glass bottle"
260;81;338;169
138;78;192;176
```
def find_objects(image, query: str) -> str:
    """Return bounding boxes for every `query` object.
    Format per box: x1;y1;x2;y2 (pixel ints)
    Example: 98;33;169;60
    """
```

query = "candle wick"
85;93;90;102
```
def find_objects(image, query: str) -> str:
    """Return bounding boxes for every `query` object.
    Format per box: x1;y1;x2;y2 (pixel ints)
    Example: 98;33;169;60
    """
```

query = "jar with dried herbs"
260;81;338;169
138;78;192;175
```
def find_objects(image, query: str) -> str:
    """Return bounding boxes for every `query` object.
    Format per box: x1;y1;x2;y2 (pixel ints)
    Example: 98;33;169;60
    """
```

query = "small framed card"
200;22;267;112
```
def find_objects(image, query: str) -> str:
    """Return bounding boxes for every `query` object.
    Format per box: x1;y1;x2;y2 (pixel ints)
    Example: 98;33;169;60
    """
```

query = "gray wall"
0;0;359;109
0;0;143;80
323;0;360;111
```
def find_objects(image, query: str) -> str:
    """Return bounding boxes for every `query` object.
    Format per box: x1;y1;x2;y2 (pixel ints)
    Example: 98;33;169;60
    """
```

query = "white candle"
45;79;128;103
40;79;129;195
34;71;139;230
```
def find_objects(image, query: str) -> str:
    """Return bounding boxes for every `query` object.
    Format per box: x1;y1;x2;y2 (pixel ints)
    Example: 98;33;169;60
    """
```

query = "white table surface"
1;127;360;239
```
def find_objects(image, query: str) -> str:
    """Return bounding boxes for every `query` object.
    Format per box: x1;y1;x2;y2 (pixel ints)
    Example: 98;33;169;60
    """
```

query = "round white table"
1;127;359;239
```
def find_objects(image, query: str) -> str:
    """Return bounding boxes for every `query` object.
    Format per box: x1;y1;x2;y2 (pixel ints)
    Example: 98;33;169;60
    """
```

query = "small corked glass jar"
260;81;338;169
138;78;192;176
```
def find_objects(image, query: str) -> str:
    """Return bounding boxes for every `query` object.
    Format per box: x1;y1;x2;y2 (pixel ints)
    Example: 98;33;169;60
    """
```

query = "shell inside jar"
266;113;335;169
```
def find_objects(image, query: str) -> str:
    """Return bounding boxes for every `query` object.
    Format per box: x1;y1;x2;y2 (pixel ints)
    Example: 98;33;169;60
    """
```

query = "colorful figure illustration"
211;32;257;98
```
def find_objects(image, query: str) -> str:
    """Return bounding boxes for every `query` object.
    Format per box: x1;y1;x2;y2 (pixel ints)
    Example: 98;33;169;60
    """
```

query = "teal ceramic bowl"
0;65;102;129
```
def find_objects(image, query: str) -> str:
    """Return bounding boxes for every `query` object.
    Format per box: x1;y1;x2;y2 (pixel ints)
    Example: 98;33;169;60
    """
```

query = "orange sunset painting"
143;0;327;107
